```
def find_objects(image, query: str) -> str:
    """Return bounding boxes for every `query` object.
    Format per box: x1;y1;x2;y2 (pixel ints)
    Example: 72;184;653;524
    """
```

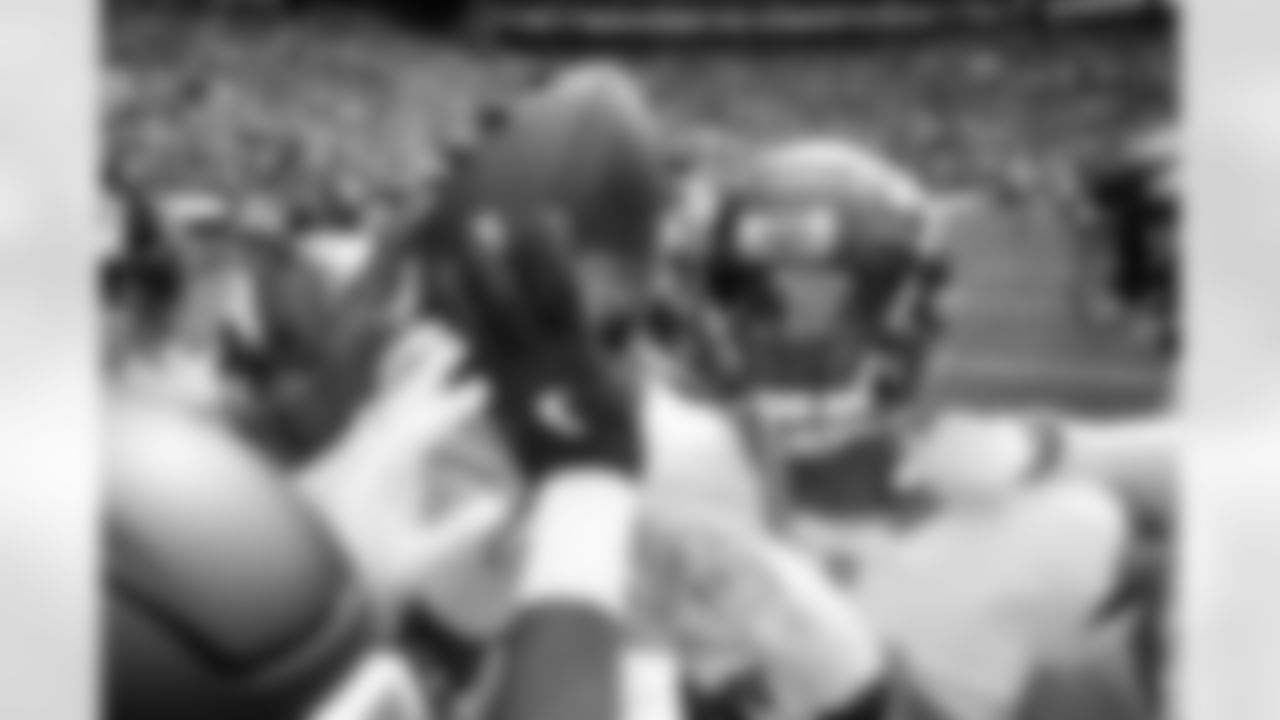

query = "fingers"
379;323;467;390
379;323;492;444
427;213;537;360
421;243;490;354
318;323;493;478
463;213;547;348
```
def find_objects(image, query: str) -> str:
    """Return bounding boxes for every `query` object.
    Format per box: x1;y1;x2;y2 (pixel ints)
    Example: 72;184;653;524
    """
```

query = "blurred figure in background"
658;125;1174;720
1070;122;1178;353
659;135;951;531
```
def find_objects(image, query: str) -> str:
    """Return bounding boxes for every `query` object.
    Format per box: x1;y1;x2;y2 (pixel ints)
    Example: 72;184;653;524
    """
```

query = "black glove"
423;209;642;482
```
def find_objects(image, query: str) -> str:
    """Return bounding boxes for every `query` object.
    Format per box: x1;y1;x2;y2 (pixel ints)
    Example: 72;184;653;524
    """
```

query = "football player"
104;336;443;720
398;63;891;720
101;89;657;720
108;58;891;720
661;137;1157;720
1070;122;1178;353
105;315;657;720
659;135;952;551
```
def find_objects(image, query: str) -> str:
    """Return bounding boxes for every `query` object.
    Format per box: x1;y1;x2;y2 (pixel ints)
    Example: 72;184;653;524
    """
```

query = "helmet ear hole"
704;257;772;321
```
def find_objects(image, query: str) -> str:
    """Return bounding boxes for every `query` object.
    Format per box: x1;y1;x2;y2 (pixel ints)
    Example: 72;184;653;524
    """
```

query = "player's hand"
299;323;490;627
897;410;1050;502
424;211;642;482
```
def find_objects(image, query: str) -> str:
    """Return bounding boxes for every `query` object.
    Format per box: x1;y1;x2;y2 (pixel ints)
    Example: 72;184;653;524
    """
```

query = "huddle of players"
104;62;1173;720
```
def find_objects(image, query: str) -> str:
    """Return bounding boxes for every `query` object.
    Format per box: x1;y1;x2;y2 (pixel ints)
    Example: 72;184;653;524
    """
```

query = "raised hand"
299;323;490;627
423;209;643;482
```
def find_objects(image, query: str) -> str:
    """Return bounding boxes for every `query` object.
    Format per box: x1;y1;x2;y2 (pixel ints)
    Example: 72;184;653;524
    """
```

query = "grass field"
106;7;1177;414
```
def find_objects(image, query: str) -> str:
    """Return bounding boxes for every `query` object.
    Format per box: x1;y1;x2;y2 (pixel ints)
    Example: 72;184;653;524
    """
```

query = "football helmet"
665;138;951;518
105;399;425;720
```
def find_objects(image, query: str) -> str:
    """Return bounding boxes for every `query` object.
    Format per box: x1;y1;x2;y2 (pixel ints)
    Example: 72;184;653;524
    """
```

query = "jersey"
1014;614;1154;720
846;479;1131;720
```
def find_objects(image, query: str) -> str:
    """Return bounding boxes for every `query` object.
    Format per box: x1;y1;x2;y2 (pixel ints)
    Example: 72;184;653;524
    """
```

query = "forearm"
483;470;641;720
1058;415;1175;481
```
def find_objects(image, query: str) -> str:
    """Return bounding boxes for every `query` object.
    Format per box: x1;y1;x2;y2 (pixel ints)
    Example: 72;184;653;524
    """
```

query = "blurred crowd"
103;60;1177;720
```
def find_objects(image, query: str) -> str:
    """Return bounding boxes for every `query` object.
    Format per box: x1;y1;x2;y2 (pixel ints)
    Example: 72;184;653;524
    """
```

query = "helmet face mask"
763;262;856;341
734;204;844;263
663;140;951;517
692;188;930;394
718;201;907;339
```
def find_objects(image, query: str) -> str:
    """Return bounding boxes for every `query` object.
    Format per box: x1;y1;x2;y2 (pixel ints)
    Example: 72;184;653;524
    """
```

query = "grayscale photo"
101;1;1177;720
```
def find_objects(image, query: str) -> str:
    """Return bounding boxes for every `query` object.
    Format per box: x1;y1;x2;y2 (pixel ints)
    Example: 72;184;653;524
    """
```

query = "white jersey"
851;480;1130;720
639;379;769;524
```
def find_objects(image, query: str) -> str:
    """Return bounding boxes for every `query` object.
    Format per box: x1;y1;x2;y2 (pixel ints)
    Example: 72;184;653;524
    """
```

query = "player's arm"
901;410;1174;522
1033;413;1176;527
427;62;671;720
1051;415;1174;486
469;271;645;720
430;209;647;720
483;468;640;720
